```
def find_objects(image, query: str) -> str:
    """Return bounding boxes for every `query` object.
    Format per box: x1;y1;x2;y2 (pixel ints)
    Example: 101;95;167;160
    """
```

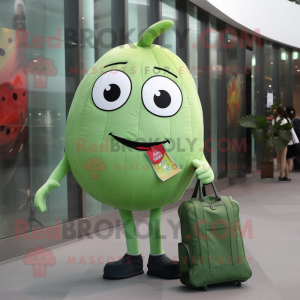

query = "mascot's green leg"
147;207;180;279
149;207;164;255
103;209;144;279
118;209;140;255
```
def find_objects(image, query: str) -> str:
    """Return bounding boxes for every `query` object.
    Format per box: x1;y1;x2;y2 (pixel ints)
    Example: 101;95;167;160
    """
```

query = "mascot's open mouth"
109;133;170;151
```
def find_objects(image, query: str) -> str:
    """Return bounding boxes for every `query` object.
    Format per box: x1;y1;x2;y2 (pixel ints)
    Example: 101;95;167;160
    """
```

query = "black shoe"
279;177;291;182
103;253;144;279
147;253;180;279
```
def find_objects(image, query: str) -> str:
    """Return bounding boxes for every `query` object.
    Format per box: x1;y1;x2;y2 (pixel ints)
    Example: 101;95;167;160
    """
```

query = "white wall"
192;0;300;49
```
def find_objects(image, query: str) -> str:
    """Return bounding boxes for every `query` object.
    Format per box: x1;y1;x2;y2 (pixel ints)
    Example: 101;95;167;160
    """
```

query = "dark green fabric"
178;193;252;288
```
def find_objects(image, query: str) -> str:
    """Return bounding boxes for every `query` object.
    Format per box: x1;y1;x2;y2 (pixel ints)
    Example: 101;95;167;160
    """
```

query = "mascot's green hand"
34;179;60;212
192;159;214;184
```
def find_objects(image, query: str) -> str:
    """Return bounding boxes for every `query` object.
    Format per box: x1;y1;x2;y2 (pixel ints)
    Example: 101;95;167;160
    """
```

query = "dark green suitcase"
178;179;252;290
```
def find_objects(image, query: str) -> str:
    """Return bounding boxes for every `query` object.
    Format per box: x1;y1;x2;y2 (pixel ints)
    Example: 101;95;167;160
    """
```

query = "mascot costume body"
34;21;214;280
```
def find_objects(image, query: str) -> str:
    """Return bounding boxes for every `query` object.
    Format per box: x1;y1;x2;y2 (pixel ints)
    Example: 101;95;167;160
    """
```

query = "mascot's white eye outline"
92;70;132;111
141;76;183;117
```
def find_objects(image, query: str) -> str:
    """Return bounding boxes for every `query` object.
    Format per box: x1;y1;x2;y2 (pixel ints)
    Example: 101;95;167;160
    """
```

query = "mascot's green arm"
191;155;214;185
34;154;70;212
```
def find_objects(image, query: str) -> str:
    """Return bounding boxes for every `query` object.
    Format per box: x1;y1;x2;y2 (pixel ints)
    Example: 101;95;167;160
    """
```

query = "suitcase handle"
192;179;221;202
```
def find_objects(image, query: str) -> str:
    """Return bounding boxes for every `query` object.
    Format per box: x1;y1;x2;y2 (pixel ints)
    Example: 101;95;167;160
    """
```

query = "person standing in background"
13;2;26;30
286;107;300;171
272;107;291;181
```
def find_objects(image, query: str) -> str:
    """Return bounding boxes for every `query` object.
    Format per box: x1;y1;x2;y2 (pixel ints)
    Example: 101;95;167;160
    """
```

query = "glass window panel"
246;47;257;171
215;22;227;180
209;16;222;178
29;125;68;227
293;51;300;114
0;0;66;39
264;41;273;91
86;194;115;217
225;26;246;177
87;0;126;61
82;1;96;71
162;0;177;54
0;26;32;238
94;0;114;59
188;3;210;187
127;0;159;44
253;39;264;167
0;9;81;238
283;48;293;106
0;125;30;239
280;48;286;103
128;0;150;43
188;3;199;90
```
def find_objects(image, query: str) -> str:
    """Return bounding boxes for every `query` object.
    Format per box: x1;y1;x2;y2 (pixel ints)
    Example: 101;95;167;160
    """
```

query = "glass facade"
0;0;299;245
0;1;75;239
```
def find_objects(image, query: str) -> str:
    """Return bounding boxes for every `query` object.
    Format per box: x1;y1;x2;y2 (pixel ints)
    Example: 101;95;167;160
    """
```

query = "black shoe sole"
103;270;144;280
147;270;179;279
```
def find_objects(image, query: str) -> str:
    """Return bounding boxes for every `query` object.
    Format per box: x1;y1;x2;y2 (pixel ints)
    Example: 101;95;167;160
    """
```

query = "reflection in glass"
0;26;30;239
13;0;26;30
29;125;67;227
246;47;257;171
162;0;177;53
264;42;273;92
188;3;210;187
0;125;30;239
0;6;76;239
94;0;114;60
188;3;199;90
209;16;220;178
293;51;300;114
225;26;246;177
128;0;150;43
86;194;115;217
280;48;293;106
280;48;286;103
252;39;264;167
128;0;160;44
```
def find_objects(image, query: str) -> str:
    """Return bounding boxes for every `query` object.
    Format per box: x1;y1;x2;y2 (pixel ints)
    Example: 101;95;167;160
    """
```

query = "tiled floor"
1;173;300;300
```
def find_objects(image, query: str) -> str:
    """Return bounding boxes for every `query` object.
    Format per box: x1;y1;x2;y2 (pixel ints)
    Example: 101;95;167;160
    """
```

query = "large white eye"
92;70;132;111
142;76;182;117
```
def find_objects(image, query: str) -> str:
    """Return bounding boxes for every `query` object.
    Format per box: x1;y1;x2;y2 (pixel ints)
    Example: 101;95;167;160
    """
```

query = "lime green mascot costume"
34;20;214;280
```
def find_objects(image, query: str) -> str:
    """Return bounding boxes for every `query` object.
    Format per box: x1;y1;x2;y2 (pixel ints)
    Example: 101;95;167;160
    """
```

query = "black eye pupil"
103;84;121;102
154;90;171;109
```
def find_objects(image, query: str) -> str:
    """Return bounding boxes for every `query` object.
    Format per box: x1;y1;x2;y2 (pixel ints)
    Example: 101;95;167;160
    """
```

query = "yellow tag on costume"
145;145;181;181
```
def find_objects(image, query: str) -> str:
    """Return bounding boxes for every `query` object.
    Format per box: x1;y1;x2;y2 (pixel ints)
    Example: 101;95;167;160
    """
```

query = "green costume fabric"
119;207;163;255
149;207;164;255
34;20;214;256
119;209;140;255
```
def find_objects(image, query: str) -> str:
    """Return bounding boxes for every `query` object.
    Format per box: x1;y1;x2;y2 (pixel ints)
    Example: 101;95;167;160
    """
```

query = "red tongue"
146;144;165;164
136;146;151;150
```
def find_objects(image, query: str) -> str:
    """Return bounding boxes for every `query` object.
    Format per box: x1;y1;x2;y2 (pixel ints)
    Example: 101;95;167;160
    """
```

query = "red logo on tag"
153;150;163;161
146;145;165;164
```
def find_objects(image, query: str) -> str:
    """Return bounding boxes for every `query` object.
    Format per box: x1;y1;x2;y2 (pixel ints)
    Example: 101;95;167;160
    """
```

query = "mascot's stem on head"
34;20;214;280
137;20;173;47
